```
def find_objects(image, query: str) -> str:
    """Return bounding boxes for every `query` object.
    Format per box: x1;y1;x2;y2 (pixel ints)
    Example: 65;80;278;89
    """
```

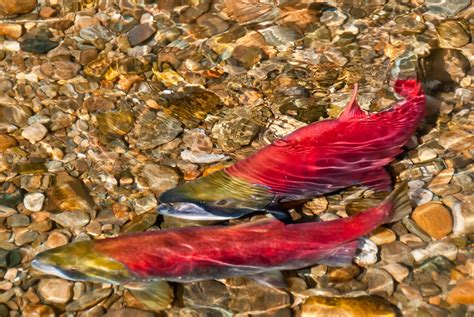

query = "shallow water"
0;0;472;316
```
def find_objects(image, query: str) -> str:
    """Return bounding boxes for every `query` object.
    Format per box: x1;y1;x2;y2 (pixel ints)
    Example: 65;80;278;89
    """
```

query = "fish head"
32;240;131;284
158;170;274;220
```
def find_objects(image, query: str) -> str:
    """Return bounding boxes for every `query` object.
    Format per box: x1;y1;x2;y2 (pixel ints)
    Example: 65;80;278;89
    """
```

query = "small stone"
127;23;156;46
412;202;453;239
452;202;474;236
382;263;410;283
96;111;134;136
39;6;57;19
301;296;398;317
66;288;112;312
134;112;183;150
180;150;228;164
132;195;157;214
23;304;55;317
408;188;433;206
103;308;156;317
437;20;470;48
0;0;36;16
142;164;179;195
303;197;328;215
7;214;30;227
425;241;457;261
22;123;48;143
21;38;59;54
418;147;437;162
49;211;90;228
122;213;157;233
14;229;39;245
364;268;394;296
0;23;22;39
38;278;73;304
0;249;22;268
381;241;414;266
446;279;474;305
369;227;396;245
23;192;45;212
354;238;378;267
328;265;359;283
40;61;80;80
425;0;471;16
47;172;94;213
0;134;17;151
45;231;69;249
182;129;213;153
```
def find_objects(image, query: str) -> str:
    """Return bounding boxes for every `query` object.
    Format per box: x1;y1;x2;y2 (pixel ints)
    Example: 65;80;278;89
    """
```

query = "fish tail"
393;79;422;98
381;181;411;224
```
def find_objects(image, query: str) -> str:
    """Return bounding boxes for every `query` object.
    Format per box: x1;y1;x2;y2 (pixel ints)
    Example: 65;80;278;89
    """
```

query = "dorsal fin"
338;84;366;120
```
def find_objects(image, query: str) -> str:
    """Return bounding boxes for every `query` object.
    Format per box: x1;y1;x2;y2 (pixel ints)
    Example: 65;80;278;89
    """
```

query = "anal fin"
125;280;174;311
318;240;359;267
359;168;392;192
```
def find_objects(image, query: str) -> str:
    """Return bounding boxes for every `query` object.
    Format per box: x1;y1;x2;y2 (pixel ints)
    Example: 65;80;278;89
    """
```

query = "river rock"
22;123;48;143
47;172;94;214
301;296;398;317
0;0;36;16
446;279;474;305
23;192;45;212
38;278;73;304
412;202;453;239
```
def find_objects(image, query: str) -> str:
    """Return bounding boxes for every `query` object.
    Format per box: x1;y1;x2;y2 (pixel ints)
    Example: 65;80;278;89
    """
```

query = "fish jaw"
158;169;274;220
157;202;241;220
31;240;131;285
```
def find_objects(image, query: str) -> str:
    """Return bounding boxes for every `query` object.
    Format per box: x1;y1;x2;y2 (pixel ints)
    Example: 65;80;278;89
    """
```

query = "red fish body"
32;184;409;310
158;80;425;219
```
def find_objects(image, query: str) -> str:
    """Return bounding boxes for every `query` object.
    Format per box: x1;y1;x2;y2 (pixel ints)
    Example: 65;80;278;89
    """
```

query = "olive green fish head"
158;170;274;220
32;240;131;285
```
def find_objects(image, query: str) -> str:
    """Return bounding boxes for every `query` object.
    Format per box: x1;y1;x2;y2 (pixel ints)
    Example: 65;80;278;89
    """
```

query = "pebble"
20;38;59;55
66;288;112;312
364;268;394;296
381;241;414;266
132;196;158;215
38;278;73;304
302;296;398;317
127;23;157;46
408;188;433;206
23;193;45;212
0;23;22;39
446;279;474;305
142;164;179;195
382;263;410;283
412;202;453;239
47;172;94;214
49;211;90;228
369;227;396;245
22;123;48;143
0;0;36;16
436;20;470;48
45;231;69;249
103;308;156;317
23;304;55;317
425;0;471;16
180;150;228;164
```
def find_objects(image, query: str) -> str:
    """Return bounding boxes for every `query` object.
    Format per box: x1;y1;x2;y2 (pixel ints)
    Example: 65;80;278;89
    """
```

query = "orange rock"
0;134;17;151
412;202;452;239
0;23;22;39
447;279;474;305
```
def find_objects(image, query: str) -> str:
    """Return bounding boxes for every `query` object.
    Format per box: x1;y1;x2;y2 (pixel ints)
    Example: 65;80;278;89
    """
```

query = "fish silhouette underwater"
32;182;410;311
158;79;425;220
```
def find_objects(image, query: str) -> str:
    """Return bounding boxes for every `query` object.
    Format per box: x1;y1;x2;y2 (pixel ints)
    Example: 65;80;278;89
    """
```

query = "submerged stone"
96;111;134;136
133;111;182;150
20;38;59;54
46;172;94;214
302;296;399;317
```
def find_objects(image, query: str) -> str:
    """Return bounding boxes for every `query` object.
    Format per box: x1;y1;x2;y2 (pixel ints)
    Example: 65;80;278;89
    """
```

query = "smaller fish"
158;79;425;220
32;183;410;311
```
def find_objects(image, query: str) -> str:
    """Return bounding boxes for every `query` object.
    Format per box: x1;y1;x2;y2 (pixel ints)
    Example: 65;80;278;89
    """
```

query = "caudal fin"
382;181;411;224
394;79;422;98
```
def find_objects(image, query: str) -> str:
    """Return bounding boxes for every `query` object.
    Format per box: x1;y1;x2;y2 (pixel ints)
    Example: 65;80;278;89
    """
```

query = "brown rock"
39;6;57;19
369;227;396;245
328;265;360;283
0;0;36;16
40;61;80;80
38;278;73;304
47;172;94;214
0;134;17;152
23;304;55;317
103;308;156;317
447;279;474;305
127;23;156;46
0;23;22;39
412;202;453;239
302;296;398;317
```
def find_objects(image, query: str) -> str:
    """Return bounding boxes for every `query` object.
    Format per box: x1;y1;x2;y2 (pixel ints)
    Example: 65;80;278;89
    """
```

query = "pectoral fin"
125;280;174;311
248;271;287;289
318;240;359;267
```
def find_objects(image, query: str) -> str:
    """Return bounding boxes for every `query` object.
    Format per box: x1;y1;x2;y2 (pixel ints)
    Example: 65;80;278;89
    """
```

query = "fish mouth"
157;202;239;221
32;256;90;281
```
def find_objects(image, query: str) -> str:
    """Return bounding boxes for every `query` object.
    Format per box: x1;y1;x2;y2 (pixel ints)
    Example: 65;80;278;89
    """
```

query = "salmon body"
158;80;425;220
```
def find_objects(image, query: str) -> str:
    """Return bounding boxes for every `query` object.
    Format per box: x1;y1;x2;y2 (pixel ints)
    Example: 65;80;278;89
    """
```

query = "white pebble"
23;192;45;212
21;123;48;143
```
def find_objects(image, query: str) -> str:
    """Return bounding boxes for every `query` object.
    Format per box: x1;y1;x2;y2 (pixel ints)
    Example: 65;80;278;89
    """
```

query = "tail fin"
382;181;411;224
394;79;422;98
